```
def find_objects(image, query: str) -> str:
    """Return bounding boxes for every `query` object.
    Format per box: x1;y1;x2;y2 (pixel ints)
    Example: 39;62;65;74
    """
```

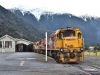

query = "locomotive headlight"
60;48;64;52
80;48;84;51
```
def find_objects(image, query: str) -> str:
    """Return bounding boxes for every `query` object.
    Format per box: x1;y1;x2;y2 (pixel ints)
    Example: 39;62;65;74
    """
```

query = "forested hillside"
0;5;45;42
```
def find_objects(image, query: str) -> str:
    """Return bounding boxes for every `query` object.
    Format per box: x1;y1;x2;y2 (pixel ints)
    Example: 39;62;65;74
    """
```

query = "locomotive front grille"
70;52;75;58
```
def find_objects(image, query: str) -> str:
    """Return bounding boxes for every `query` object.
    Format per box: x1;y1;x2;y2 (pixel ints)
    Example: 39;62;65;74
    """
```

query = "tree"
84;45;89;51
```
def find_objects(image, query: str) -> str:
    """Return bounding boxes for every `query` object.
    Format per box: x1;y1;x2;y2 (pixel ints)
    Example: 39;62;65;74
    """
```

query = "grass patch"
84;51;100;56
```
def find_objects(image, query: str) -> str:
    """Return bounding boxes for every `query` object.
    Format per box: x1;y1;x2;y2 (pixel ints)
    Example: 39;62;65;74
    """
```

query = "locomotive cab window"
62;30;75;37
57;32;62;40
78;32;82;38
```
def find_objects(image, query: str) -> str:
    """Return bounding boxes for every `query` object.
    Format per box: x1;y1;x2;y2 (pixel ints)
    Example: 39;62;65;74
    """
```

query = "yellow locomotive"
34;27;84;63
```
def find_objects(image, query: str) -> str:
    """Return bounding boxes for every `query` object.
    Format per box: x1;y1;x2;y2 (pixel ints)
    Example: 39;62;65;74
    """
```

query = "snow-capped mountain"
10;7;73;21
10;7;100;45
10;6;100;21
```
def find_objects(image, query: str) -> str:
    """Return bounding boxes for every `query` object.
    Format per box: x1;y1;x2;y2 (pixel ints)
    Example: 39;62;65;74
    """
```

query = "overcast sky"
0;0;100;17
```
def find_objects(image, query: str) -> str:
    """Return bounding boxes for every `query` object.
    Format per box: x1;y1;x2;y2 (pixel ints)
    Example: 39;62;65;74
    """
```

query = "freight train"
34;27;84;63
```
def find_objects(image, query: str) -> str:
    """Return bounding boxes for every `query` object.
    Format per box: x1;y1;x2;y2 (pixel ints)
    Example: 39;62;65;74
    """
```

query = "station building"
0;34;33;53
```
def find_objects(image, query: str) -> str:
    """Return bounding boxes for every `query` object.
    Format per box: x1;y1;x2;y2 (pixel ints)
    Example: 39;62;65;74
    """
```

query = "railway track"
37;53;100;75
69;63;100;75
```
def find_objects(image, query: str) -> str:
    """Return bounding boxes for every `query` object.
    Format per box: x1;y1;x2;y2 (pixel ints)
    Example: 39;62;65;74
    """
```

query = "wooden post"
96;49;97;56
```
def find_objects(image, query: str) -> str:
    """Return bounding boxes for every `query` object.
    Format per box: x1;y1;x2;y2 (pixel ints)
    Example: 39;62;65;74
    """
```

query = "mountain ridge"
10;7;100;21
10;8;100;45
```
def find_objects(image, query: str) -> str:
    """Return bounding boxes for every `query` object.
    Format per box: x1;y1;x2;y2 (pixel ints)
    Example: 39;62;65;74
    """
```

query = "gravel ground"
83;56;100;67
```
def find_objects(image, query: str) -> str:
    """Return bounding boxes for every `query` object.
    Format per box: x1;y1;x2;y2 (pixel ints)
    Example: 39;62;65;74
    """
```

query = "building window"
0;41;2;48
5;41;12;48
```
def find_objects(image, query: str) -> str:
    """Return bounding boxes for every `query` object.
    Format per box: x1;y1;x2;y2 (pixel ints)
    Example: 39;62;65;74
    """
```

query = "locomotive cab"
54;27;82;49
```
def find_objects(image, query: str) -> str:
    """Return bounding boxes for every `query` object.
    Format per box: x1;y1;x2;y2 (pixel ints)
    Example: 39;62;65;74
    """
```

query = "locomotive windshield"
62;30;75;37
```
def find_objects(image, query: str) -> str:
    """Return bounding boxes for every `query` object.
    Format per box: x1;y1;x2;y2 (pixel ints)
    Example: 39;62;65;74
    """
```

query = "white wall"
0;37;15;52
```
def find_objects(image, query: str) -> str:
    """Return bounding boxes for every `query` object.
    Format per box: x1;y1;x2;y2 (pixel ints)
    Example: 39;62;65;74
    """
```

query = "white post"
1;41;3;53
46;32;47;61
